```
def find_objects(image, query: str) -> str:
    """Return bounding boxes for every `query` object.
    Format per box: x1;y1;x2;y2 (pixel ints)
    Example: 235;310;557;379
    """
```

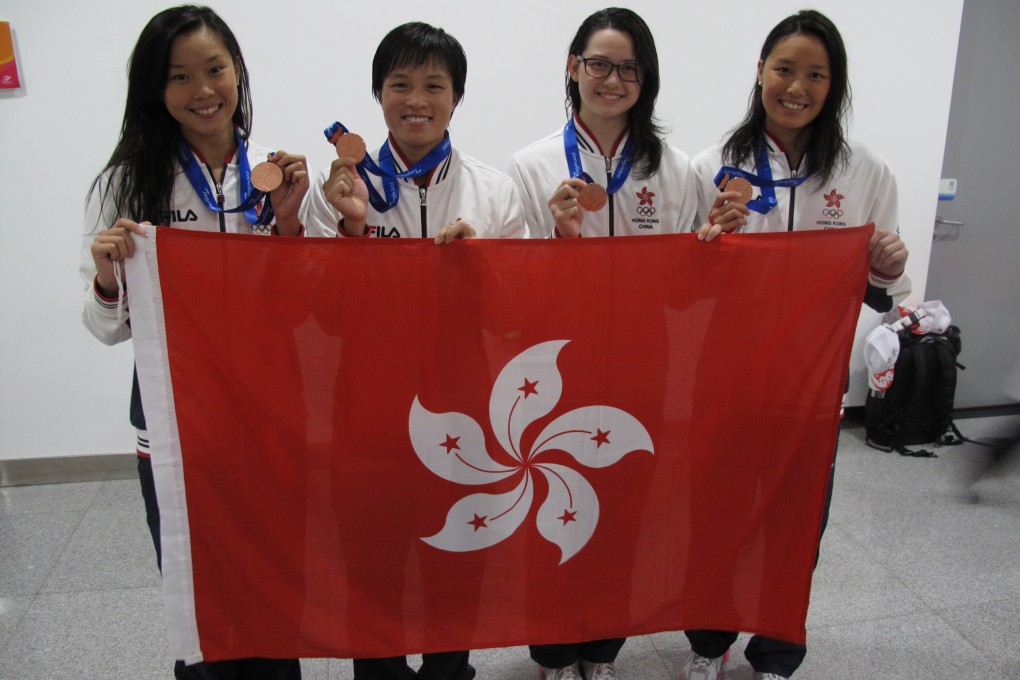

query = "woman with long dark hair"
81;6;306;678
508;11;698;678
683;10;909;680
507;7;699;241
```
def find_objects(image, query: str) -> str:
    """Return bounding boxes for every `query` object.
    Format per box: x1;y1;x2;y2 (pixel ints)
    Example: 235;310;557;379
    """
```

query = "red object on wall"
0;22;21;89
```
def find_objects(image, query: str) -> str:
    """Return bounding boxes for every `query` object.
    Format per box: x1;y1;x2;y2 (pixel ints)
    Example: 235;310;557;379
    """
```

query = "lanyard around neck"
323;121;452;214
177;129;269;225
563;117;633;194
713;139;809;215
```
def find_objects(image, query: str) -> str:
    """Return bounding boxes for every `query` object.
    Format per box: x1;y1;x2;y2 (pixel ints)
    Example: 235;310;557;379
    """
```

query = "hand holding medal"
325;122;367;165
177;131;306;236
547;177;591;238
321;126;370;234
334;132;367;164
578;182;608;212
558;118;633;237
697;171;752;242
717;173;753;205
256;151;309;236
251;159;284;193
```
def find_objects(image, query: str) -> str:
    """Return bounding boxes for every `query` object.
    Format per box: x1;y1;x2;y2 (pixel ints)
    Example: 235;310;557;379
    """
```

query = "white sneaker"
580;659;617;680
680;650;726;680
539;662;582;680
753;674;787;680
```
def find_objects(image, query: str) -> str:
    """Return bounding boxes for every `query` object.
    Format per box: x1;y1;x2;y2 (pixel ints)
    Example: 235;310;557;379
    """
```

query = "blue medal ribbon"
713;139;809;214
323;121;452;214
177;129;270;226
562;117;634;194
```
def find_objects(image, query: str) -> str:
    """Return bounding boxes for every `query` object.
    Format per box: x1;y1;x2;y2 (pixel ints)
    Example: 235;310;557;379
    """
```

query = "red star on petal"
468;514;488;531
558;509;577;524
440;434;460;454
636;187;655;206
591;428;611;448
518;378;539;398
824;189;844;208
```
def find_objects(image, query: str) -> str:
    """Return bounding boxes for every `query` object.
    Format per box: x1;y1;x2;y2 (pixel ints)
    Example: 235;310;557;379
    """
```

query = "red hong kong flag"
126;225;872;664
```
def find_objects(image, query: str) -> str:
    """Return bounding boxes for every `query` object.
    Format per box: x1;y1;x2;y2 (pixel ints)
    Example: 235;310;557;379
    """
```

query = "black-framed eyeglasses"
575;55;644;83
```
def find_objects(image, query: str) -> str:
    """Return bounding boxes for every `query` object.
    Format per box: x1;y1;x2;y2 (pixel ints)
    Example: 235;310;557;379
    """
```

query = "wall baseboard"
842;403;1020;429
1;453;136;487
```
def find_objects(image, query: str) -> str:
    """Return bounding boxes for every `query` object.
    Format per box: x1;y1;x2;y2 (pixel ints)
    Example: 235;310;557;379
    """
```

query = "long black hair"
722;9;851;187
566;7;664;179
87;5;252;228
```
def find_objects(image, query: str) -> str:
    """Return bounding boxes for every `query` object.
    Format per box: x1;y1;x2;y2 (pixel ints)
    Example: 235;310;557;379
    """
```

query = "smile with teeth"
780;100;809;111
404;115;432;123
191;103;222;116
598;92;624;102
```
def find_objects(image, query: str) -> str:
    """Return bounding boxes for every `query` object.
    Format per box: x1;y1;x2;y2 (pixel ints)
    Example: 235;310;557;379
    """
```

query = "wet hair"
87;5;252;228
566;7;664;179
371;22;467;105
722;9;851;186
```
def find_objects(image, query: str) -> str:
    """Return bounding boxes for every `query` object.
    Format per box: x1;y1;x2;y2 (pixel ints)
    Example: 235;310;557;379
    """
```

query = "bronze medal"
335;133;367;163
251;161;284;192
578;182;608;211
722;176;753;205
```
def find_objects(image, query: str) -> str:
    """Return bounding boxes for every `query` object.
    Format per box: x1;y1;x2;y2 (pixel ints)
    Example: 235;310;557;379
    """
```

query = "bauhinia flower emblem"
409;340;654;564
824;188;844;208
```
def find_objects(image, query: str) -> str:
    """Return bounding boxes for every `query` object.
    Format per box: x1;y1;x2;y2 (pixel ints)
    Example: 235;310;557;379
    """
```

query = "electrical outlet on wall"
939;178;957;201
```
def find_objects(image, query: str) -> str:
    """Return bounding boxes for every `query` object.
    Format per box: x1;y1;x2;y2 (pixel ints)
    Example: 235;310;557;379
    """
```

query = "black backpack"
865;325;965;457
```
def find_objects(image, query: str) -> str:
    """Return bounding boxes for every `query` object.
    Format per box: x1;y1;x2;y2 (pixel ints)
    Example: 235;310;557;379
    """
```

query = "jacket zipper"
787;185;796;232
207;162;227;233
605;155;615;237
419;184;428;238
786;154;803;232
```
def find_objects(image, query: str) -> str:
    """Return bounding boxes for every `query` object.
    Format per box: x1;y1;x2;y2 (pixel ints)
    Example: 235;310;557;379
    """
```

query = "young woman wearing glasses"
507;11;698;680
506;7;699;240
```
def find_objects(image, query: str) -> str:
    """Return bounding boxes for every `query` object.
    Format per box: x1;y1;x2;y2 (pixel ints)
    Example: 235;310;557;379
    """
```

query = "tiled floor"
2;416;1018;680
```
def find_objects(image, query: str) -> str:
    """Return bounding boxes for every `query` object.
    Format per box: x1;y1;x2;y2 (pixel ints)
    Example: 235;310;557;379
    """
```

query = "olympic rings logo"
636;206;656;217
822;208;843;218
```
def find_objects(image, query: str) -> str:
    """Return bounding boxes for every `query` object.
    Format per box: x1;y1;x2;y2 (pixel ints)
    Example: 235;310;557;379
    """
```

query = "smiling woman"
505;7;699;243
682;9;912;680
567;29;642;144
372;22;466;168
297;19;527;680
78;5;309;675
379;63;457;166
162;26;241;165
300;21;526;245
756;33;832;166
503;7;702;679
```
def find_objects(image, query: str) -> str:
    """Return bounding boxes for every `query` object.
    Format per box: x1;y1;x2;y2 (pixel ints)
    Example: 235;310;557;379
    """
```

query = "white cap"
889;301;952;335
865;325;900;391
913;300;951;335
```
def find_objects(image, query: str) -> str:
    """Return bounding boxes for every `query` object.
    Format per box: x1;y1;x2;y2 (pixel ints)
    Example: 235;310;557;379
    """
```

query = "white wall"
0;0;963;460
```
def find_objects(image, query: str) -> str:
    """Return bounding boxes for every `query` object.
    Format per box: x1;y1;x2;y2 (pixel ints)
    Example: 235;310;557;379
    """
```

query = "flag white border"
126;226;203;663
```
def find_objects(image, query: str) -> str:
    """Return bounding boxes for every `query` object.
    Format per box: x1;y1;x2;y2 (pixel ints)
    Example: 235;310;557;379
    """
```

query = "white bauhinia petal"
421;473;533;552
535;464;599;564
409;397;517;485
490;340;569;462
531;406;654;468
